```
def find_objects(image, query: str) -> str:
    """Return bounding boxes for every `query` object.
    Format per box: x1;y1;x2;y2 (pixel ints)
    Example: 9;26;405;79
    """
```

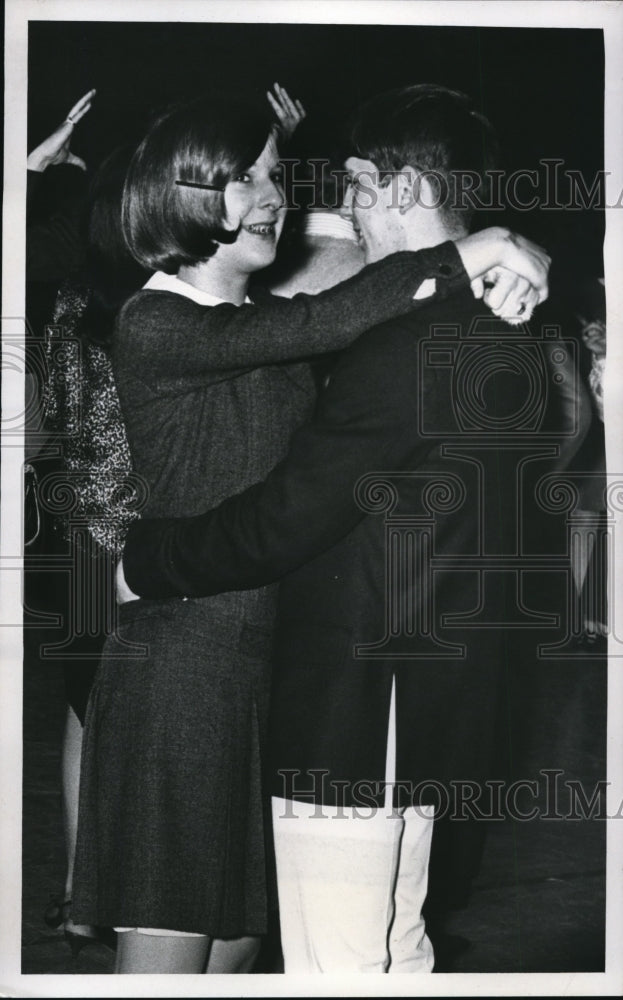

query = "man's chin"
361;239;388;265
361;242;373;263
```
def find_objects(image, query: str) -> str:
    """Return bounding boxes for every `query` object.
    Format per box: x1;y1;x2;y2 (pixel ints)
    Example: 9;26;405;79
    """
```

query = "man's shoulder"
344;284;480;359
322;288;480;406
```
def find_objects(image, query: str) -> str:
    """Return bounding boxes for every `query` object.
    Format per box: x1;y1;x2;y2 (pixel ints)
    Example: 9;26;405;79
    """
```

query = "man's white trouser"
271;679;435;973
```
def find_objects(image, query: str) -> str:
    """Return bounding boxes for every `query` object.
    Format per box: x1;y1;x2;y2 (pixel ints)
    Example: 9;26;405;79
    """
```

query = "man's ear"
395;166;437;215
396;165;429;216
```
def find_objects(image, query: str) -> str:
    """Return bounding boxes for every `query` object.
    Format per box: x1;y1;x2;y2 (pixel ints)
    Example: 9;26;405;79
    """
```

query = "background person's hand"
27;88;96;173
266;82;306;141
579;318;606;358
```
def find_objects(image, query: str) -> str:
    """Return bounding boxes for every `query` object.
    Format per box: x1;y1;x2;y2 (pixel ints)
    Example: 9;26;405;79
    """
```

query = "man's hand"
116;556;140;605
266;82;306;142
27;88;96;173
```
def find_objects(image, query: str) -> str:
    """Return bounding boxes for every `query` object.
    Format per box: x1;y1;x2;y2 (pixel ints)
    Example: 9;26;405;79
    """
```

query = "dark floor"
21;567;608;978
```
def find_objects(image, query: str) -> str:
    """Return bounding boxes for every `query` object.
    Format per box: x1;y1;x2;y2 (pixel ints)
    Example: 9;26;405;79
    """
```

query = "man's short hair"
348;84;500;230
122;97;276;273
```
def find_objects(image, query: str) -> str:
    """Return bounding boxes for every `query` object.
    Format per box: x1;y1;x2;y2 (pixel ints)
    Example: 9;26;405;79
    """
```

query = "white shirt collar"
143;271;251;306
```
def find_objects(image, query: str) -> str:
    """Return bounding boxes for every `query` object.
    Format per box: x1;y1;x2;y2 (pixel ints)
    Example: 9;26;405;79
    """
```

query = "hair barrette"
175;180;225;191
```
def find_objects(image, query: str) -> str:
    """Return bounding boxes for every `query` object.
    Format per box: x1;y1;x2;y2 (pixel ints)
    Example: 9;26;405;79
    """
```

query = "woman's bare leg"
115;930;210;973
61;703;96;937
114;931;260;973
206;935;261;973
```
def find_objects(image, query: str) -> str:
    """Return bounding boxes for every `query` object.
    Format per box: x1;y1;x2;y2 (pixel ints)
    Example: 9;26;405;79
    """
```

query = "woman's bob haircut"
122;96;278;273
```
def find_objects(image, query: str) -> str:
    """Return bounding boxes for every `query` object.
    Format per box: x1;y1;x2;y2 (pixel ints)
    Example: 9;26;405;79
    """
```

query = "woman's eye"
271;171;284;186
232;172;251;183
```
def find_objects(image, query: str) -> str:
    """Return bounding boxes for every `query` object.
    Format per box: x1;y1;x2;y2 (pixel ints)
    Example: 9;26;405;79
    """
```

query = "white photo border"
3;1;623;996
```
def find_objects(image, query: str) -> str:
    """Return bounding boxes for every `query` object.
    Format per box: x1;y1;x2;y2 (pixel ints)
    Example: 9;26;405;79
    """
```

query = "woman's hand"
478;267;541;324
116;556;140;605
266;82;306;141
456;227;551;322
27;88;96;173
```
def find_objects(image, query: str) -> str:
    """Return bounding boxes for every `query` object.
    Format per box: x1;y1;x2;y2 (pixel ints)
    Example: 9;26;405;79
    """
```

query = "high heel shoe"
44;894;71;930
64;927;98;958
44;895;100;956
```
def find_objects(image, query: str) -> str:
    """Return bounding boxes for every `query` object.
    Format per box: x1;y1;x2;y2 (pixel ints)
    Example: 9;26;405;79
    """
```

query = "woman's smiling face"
217;132;287;277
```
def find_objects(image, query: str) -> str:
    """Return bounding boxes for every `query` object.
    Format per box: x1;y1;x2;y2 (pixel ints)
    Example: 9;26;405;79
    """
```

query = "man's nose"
340;181;354;220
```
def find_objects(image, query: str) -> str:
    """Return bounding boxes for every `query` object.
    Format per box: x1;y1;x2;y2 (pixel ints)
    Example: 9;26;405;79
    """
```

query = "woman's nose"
260;177;285;210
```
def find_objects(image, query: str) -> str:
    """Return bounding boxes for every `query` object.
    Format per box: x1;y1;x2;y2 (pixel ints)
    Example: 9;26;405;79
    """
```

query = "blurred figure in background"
572;276;607;641
27;96;148;954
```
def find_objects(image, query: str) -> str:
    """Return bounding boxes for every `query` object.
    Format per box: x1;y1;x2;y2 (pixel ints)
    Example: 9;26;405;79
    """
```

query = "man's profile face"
341;156;408;264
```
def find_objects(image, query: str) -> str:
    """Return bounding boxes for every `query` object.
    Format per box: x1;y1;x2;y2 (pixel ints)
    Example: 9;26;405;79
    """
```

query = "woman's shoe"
44;896;101;957
44;895;71;930
64;927;98;958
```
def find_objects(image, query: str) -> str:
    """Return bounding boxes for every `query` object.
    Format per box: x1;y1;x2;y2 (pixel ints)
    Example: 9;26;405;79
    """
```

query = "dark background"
28;21;604;282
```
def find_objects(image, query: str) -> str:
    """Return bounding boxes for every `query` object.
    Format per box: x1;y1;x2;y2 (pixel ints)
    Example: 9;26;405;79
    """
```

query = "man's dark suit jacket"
124;282;576;808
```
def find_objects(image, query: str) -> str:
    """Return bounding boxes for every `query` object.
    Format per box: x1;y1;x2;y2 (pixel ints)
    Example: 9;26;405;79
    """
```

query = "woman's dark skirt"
72;596;273;938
